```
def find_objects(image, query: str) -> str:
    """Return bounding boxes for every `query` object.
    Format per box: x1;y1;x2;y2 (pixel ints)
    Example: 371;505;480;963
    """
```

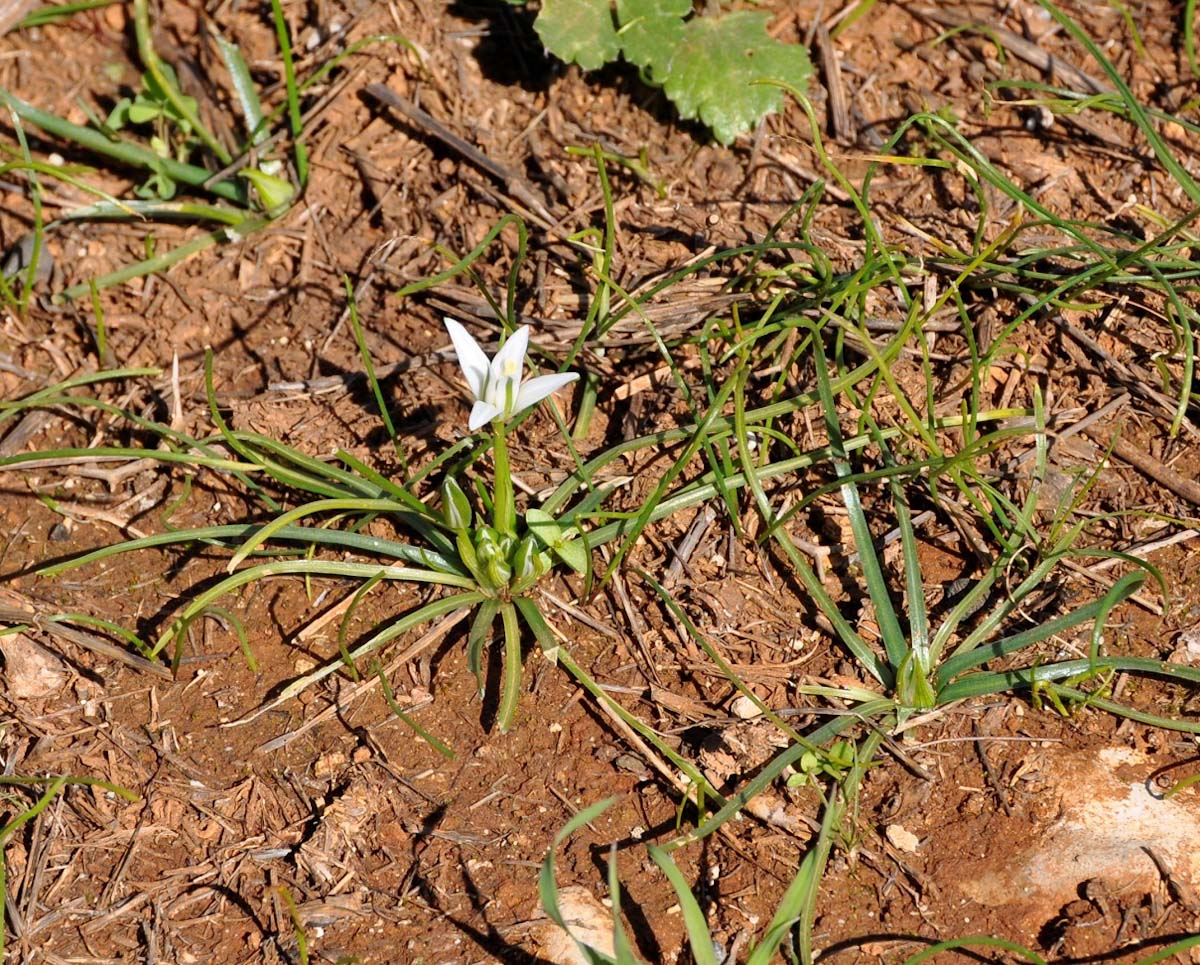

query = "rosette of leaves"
508;0;812;144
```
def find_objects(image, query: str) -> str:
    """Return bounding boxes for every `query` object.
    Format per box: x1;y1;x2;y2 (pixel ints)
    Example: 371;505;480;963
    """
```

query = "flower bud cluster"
441;477;551;596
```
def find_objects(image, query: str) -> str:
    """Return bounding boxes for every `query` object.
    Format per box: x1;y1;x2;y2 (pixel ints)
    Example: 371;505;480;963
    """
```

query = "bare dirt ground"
2;1;1200;962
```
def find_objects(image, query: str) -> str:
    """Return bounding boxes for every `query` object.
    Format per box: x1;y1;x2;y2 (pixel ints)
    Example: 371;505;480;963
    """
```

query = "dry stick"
915;8;1110;95
248;608;469;752
1085;428;1200;508
1061;556;1163;617
0;410;52;457
0;586;171;679
363;82;558;229
1086;527;1200;574
815;24;851;142
914;8;1131;152
664;504;717;586
267;348;455;394
973;737;1013;817
606;559;664;687
538;590;623;641
1053;314;1200;443
17;795;62;941
1143;846;1200;914
539;609;816;845
0;0;36;35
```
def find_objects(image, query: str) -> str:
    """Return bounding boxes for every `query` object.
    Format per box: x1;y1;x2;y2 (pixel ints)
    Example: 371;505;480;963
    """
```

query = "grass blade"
538;797;620;965
268;0;308;186
646;846;718;965
467;599;499;695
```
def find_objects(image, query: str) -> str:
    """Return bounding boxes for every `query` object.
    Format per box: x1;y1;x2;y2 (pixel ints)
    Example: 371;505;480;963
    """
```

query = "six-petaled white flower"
444;317;578;432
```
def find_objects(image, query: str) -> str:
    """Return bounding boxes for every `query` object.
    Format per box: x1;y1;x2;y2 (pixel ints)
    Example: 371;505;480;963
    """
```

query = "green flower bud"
475;526;501;562
497;534;515;562
512;535;540;583
441;476;472;532
485;555;512;589
240;166;296;214
455;531;484;587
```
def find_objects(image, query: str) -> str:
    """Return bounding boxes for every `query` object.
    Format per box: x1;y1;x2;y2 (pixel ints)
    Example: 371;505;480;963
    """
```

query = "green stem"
132;0;231;165
492;424;516;537
0;88;245;203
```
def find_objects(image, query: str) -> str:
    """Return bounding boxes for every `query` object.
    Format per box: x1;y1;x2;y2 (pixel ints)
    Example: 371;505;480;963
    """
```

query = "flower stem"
492;424;516;537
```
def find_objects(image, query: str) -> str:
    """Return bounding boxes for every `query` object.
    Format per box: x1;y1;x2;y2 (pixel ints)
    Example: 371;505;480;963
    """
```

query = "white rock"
885;823;921;853
730;695;762;719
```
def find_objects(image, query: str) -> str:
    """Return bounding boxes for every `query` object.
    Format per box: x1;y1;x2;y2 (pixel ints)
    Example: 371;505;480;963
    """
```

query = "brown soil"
1;2;1200;963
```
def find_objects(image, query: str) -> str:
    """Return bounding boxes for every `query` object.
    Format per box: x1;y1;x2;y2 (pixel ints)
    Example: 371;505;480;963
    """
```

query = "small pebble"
730;695;762;719
886;823;921;853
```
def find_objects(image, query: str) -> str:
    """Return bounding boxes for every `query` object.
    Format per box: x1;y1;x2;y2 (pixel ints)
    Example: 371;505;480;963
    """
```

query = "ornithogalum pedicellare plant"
24;320;588;735
437;318;590;726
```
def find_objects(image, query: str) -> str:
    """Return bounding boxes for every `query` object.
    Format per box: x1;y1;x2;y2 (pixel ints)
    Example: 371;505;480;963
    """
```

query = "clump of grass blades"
0;0;414;305
540;797;1200;965
533;312;1200;962
535;9;1200;959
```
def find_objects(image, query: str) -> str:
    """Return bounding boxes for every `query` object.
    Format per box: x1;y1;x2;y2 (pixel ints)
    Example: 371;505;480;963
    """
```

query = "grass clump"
0;0;413;307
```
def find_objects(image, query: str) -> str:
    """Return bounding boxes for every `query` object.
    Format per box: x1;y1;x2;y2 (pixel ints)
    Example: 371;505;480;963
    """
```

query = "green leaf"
615;0;688;68
240;167;295;214
553;532;589;574
106;97;132;129
127;99;162;125
526;507;589;574
498;602;524;732
215;33;269;148
467;599;499;696
647;845;719;965
536;0;620;71
659;11;812;144
525;507;564;547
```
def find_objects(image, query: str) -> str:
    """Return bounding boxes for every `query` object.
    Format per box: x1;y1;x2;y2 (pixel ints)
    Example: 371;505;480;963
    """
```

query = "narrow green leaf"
647;846;718;965
214;33;269;147
538;797;620;965
467;600;500;696
497;601;523;732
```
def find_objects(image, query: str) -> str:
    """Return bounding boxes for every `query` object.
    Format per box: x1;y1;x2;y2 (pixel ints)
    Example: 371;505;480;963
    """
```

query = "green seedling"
0;0;344;301
785;739;857;788
104;64;199;199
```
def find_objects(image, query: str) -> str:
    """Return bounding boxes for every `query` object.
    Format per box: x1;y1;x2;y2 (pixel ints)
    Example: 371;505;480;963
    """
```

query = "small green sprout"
786;739;857;788
106;65;200;199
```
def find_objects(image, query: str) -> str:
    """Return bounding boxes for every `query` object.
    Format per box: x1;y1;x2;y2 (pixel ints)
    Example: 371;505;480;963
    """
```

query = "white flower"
444;317;578;432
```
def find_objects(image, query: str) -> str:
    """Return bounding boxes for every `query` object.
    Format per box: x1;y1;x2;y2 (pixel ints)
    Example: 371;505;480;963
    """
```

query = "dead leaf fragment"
0;631;70;698
532;885;616;964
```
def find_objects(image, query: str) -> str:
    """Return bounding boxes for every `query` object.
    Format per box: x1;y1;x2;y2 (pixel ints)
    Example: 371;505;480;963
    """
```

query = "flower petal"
513;372;579;416
444;317;490;400
468;399;503;432
488;326;531;403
